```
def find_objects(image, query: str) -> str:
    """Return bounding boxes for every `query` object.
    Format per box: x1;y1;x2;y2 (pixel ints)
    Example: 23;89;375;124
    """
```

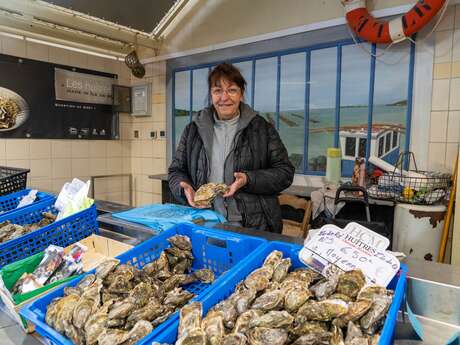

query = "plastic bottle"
326;148;342;185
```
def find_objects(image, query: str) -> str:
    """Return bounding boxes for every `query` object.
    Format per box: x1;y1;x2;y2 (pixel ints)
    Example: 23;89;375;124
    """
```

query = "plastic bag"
54;178;94;221
16;189;38;209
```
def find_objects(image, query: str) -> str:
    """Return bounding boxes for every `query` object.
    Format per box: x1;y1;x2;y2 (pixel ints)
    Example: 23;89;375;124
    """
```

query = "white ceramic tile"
29;140;51;159
0;140;5;160
446;143;459;171
6;140;29;160
452;29;460;61
434;62;452;79
141;141;154;157
121;141;131;157
5;159;30;169
152;61;166;77
25;41;49;62
152;193;162;203
436;6;455;31
153;104;166;122
153;141;166;158
430;111;448;142
107;158;122;175
428;142;447;171
107;141;122;157
29;178;52;192
30;159;52;178
432;79;451;111
52;158;71;178
451;79;460;110
52;178;69;193
71;158;90;177
136;192;153;206
131;141;143;157
447;111;460;142
135;174;154;193
51;140;71;158
435;30;454;63
151;158;166;174
2;36;26;57
89;158;107;176
153;76;166;95
152;179;162;194
122;157;131;174
89;141;107;158
131;157;142;174
71;141;90;158
107;176;124;193
141;157;154;173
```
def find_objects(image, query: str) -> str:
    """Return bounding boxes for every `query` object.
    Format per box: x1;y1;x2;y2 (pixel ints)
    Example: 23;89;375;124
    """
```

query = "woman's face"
211;78;243;120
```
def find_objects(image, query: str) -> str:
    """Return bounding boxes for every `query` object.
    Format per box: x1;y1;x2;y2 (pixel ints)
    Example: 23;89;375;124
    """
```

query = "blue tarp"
112;203;226;232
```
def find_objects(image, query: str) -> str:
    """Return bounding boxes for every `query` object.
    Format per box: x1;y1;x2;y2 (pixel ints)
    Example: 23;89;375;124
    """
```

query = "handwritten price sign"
299;223;399;286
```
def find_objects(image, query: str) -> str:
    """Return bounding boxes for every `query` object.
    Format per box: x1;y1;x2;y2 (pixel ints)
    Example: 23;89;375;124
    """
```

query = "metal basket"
367;152;451;205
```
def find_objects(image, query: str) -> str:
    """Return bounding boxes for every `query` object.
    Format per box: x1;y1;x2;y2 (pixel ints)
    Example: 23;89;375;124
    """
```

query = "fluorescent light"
24;37;120;60
0;32;24;40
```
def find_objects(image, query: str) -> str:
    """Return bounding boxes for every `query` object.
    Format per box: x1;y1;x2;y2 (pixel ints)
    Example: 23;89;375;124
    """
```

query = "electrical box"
131;83;151;117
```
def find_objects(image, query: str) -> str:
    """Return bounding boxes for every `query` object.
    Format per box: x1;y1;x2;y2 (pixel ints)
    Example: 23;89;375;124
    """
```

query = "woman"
168;62;294;233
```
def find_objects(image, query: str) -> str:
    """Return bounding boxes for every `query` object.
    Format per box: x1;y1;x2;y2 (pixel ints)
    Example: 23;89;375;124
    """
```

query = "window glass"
254;57;277;125
174;71;190;150
192;68;209;113
234;61;253;107
358;138;367;158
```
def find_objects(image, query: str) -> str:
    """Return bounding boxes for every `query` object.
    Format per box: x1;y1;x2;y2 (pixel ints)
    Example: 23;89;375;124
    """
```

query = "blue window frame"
171;38;415;176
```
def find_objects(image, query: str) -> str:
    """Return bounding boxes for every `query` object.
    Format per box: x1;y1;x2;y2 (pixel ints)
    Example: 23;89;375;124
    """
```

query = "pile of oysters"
45;235;215;345
194;183;229;208
0;212;56;244
173;250;394;345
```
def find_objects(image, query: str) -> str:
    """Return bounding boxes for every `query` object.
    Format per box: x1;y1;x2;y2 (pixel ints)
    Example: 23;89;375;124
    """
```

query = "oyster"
251;289;284;311
336;270;366;299
125;299;163;328
344;321;363;343
45;298;61;328
212;298;238;329
223;333;248;345
244;268;272;291
96;258;120;280
284;288;312;313
179;301;202;338
296;299;348;323
309;276;339;301
177;328;207;345
108;274;134;294
329;293;353;303
248;310;294;329
168;235;192;251
165;246;194;260
53;294;80;334
291;331;332;345
163;274;187;292
202;310;225;345
330;324;345;345
65;324;85;345
73;296;98;329
234;288;257;315
357;286;388;301
272;258;291;283
360;294;392;334
290;321;329;337
64;286;82;297
263;251;283;268
128;282;154;307
173;259;192;274
194;183;229;208
151;306;175;327
164;287;194;307
333;300;373;328
77;274;97;290
247;327;288;345
97;328;128;345
121;320;153;345
108;300;136;319
193;268;215;283
234;310;263;334
85;312;108;345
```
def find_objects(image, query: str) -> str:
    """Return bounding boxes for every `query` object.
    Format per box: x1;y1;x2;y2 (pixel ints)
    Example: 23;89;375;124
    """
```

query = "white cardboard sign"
299;223;399;286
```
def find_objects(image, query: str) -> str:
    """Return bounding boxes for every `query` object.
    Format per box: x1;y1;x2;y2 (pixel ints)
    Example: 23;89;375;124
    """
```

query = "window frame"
171;38;415;175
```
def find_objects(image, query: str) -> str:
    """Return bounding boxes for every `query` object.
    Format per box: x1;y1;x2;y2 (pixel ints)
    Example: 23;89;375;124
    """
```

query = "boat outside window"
392;131;398;149
358;138;367;158
385;132;392;153
345;137;356;157
378;136;384;157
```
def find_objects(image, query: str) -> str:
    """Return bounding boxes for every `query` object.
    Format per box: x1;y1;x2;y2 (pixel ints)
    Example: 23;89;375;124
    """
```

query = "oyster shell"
73;296;97;329
125;299;163;328
336;270;366;299
344;321;363;343
309;276;339;301
84;312;108;345
97;328;128;345
263;251;283;268
212;298;238;329
234;310;263;334
108;274;134;294
291;331;332;345
247;327;288;345
223;333;248;345
330;324;345;345
45;298;60;328
166;246;194;260
202;310;225;345
63;286;82;297
234;288;257;315
77;274;96;289
251;289;284;311
248;310;294;329
107;318;125;328
272;258;291;283
194;183;229;208
53;294;80;334
357;286;388;301
333;300;373;328
296;299;348;323
96;259;120;280
284;288;312;313
244;268;272;291
179;301;202;338
65;324;85;345
121;320;153;345
360;294;392;334
151;305;175;327
193;268;215;283
108;300;136;319
177;328;207;345
164;287;194;307
290;321;329;337
329;293;353;303
168;235;193;251
128;282;154;307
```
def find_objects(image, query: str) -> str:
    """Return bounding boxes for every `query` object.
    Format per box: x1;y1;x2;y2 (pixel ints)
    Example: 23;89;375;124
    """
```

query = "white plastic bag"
54;178;94;221
16;189;38;209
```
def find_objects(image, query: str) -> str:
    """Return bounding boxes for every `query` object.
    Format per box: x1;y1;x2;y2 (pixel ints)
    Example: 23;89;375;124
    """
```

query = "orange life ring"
341;0;447;43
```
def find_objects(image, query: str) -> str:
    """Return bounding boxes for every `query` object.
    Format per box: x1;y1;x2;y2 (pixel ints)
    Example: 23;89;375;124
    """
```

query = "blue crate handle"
20;223;267;345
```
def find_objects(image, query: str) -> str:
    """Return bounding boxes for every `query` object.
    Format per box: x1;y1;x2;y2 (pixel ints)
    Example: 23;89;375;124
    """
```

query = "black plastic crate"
0;166;30;196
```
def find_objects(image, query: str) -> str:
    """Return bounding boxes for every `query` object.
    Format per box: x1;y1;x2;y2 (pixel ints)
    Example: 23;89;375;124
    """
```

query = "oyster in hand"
194;183;229;208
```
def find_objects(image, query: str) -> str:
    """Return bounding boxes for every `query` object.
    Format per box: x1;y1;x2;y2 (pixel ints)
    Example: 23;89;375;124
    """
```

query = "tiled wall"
430;6;460;173
0;35;133;205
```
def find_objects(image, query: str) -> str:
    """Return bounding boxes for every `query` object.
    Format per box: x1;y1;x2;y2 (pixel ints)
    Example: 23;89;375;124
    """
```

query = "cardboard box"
0;234;133;333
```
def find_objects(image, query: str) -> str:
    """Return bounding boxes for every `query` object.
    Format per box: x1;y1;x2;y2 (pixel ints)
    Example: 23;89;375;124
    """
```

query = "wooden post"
451;153;460;265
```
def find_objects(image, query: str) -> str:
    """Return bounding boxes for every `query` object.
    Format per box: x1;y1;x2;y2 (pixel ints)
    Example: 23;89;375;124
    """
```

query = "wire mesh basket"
367;152;451;205
0;166;30;196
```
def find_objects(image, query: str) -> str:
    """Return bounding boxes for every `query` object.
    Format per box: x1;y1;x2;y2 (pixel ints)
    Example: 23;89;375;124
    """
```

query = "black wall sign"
0;53;118;139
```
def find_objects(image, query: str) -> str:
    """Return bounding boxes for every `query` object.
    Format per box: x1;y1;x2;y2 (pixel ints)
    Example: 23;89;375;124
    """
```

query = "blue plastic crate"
0;198;98;268
0;189;54;218
20;223;267;345
152;241;407;345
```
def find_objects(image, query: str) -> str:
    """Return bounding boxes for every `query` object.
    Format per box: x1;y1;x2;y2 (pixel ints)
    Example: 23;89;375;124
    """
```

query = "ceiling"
42;0;176;33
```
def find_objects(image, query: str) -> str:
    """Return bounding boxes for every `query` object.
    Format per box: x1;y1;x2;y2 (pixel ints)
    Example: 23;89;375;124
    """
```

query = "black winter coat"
168;107;295;233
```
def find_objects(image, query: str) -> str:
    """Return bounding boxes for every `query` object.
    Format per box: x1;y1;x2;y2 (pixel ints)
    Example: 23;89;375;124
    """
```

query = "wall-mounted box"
131;83;151;117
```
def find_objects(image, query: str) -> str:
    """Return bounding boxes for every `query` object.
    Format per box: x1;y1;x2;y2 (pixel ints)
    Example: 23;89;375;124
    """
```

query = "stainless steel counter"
3;216;460;345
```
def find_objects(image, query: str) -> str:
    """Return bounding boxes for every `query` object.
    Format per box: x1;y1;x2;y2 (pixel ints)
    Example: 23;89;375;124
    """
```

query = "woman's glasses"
211;87;241;97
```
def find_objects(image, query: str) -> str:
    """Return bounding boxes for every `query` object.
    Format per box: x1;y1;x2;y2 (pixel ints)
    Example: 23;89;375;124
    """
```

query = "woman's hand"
223;172;248;198
180;181;208;208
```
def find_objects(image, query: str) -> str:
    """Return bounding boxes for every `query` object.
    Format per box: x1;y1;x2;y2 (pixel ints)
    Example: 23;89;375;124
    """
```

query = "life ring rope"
341;0;448;44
